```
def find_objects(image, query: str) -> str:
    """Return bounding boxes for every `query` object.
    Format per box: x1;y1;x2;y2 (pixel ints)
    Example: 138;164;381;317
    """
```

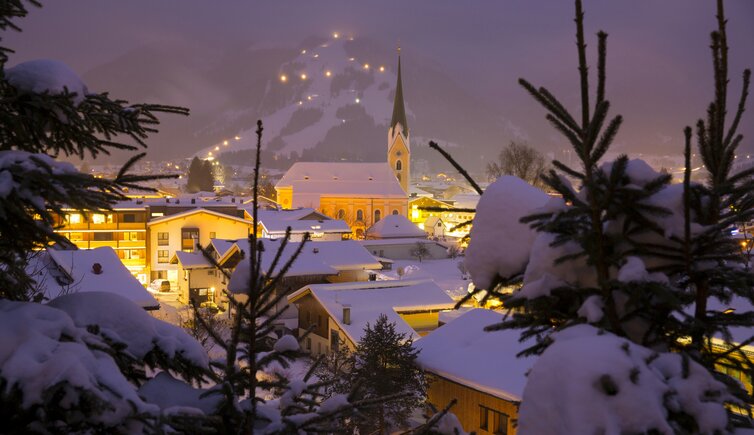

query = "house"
148;208;253;285
287;279;455;356
408;195;476;239
27;246;159;310
415;308;533;435
365;214;426;239
424;216;445;238
171;238;383;311
250;208;351;242
275;55;411;237
51;195;252;284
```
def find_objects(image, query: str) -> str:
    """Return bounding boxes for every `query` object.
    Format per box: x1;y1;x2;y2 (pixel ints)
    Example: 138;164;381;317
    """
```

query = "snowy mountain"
81;35;512;171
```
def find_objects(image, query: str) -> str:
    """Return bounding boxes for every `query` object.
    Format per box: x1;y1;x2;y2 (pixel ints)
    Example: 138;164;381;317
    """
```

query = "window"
337;209;346;220
356;209;364;221
306;337;312;351
91;213;113;224
479;406;508;434
68;232;84;242
122;213;136;223
124;231;140;241
157;232;169;246
392;209;399;215
330;330;340;352
68;213;82;224
396;160;402;171
92;232;114;241
157;250;169;263
122;249;143;260
182;229;199;252
209;232;216;239
374;209;381;222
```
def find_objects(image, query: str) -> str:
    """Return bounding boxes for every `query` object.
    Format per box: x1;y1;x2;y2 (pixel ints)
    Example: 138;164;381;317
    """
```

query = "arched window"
337;209;345;220
396;160;402;171
356;209;364;221
374;209;381;222
392;209;399;215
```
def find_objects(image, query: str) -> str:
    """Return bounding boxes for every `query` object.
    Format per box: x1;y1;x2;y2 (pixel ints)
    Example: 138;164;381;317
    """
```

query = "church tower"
388;54;410;193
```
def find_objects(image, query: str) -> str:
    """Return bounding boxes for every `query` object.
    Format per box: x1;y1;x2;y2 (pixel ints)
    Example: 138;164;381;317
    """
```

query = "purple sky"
4;0;754;157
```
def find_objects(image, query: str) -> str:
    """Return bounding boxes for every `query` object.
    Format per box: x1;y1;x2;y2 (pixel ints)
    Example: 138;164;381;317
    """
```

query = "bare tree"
486;141;548;188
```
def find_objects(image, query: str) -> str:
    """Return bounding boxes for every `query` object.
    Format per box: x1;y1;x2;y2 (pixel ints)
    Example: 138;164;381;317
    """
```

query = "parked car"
148;279;171;293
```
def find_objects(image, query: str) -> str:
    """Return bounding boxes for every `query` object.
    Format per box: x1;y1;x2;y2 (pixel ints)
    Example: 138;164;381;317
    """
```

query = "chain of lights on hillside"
203;31;390;162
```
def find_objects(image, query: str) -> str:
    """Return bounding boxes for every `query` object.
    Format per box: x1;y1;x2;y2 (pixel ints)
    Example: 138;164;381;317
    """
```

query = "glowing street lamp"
300;73;307;80
223;140;228;145
333;32;339;39
363;63;370;70
379;66;385;72
279;74;288;83
325;70;332;77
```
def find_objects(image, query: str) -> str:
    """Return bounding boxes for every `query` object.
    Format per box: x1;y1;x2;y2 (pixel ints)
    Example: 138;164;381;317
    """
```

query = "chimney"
342;305;351;325
92;263;103;274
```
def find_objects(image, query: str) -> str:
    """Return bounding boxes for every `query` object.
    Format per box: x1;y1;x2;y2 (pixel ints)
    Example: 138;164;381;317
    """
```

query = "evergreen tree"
349;314;427;434
191;122;402;433
469;0;753;430
186;156;203;193
0;1;187;300
200;159;215;191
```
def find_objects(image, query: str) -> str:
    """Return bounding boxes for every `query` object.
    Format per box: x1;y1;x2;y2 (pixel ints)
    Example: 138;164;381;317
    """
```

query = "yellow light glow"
363;63;370;70
208;151;213;156
234;136;240;140
301;49;306;54
379;66;385;72
355;98;360;103
300;73;307;80
313;54;319;58
175;165;180;169
298;101;303;105
333;32;339;39
279;74;287;83
325;70;332;77
307;96;312;101
349;57;355;61
215;146;220;151
223;140;228;145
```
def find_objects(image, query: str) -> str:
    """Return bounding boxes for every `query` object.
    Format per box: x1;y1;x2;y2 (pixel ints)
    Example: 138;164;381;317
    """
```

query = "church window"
374;209;381;222
337;209;345;220
356;209;364;221
396;160;402;171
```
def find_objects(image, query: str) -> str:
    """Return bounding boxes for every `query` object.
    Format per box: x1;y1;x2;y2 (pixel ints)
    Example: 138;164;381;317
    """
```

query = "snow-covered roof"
146;207;251;226
276;162;406;200
288;279;455;344
170;251;212;269
227;239;382;293
415;308;533;402
262;218;351;235
366;214;426;239
449;192;481;209
28;247;159;310
359;237;445;247
251;208;329;222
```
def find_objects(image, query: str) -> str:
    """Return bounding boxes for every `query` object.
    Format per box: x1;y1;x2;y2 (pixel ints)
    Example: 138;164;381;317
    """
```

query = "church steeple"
389;55;409;138
388;52;410;194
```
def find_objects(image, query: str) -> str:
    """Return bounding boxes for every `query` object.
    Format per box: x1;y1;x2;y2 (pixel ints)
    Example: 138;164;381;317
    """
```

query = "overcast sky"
4;0;754;157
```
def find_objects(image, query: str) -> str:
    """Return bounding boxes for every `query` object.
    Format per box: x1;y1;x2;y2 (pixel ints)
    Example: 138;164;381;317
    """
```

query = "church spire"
390;54;408;137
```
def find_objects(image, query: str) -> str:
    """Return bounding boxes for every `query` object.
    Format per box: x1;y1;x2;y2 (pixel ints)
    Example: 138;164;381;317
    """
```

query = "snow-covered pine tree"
462;0;754;432
190;121;404;433
348;314;427;434
0;2;218;432
0;0;187;300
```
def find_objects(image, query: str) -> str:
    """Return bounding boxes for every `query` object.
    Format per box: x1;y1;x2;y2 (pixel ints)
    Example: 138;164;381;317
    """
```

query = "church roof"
390;56;409;137
276;162;406;199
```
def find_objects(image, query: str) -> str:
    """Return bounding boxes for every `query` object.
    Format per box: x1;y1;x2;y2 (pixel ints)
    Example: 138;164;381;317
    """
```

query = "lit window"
68;213;82;224
158;232;169;246
92;214;112;224
157;250;169;264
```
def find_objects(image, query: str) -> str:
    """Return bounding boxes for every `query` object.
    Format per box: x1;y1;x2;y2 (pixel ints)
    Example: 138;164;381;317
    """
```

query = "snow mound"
464;176;550;289
518;325;729;435
6;59;89;105
49;292;208;367
138;372;220;415
0;299;157;426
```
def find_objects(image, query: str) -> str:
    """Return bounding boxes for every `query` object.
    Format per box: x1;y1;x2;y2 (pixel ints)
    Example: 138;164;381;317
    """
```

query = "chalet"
287;279;455;356
415;309;533;435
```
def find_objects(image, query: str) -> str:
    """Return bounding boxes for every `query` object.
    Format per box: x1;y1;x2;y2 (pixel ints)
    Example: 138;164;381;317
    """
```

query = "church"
275;56;411;237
